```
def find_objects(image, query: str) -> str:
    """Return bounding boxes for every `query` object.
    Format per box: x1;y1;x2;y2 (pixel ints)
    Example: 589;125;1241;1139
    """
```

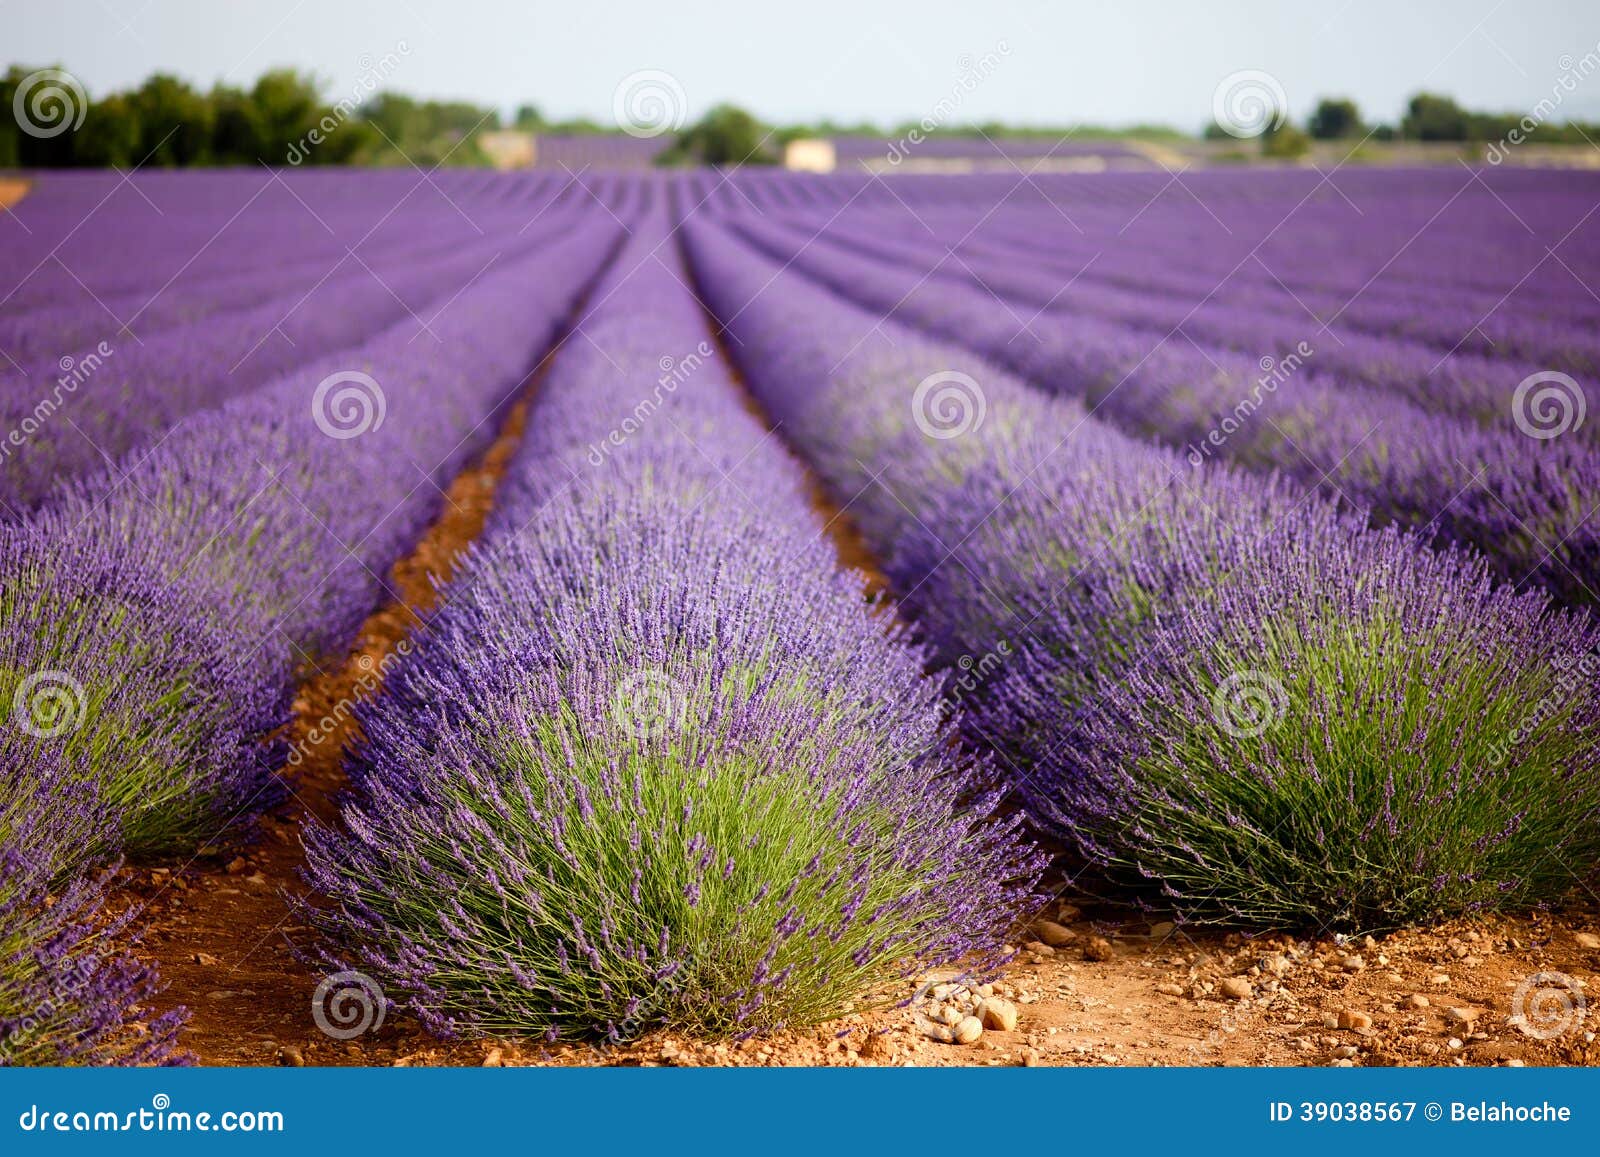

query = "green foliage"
1261;122;1312;159
357;91;495;165
1402;91;1470;141
1308;97;1364;139
656;103;776;167
125;74;213;166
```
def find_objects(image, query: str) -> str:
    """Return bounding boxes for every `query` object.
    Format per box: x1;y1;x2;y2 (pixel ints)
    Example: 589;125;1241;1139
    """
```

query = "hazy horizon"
5;0;1600;132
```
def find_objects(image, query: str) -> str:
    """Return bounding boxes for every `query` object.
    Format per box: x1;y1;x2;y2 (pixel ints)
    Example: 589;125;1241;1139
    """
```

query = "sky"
5;0;1600;131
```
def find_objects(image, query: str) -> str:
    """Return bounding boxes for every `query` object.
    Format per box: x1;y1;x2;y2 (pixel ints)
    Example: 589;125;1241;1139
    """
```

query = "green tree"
127;74;213;166
656;103;775;167
1308;97;1364;140
250;69;325;160
76;93;141;166
1402;92;1469;140
1261;123;1312;158
208;84;266;164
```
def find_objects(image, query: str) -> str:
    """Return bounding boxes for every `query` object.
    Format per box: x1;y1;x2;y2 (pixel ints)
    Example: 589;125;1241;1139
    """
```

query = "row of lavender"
0;213;622;1063
717;167;1600;345
718;208;1600;604
301;216;1041;1039
0;171;652;514
680;212;1600;933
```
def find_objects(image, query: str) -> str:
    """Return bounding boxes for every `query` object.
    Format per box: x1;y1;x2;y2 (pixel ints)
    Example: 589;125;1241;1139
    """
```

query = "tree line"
1207;92;1600;157
6;64;1597;170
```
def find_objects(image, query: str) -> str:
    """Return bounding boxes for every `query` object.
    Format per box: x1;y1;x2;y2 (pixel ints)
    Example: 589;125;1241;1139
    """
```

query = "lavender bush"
682;212;1600;930
304;221;1043;1039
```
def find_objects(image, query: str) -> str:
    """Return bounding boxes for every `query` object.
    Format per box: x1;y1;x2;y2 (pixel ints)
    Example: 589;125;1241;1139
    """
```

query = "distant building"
783;138;838;173
477;130;536;170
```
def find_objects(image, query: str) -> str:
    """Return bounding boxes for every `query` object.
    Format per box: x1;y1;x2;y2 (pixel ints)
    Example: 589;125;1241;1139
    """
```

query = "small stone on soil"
953;1017;984;1045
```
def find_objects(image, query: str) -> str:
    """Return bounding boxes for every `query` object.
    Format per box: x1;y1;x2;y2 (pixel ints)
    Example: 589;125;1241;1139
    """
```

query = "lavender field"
3;164;1599;1068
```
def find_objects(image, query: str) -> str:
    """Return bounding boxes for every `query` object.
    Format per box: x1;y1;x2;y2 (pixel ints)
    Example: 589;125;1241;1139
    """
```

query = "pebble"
1575;932;1600;950
925;1024;954;1044
482;1048;503;1067
1431;974;1451;986
1333;1058;1355;1067
1332;1045;1358;1059
1083;936;1114;962
1023;941;1056;958
953;1017;984;1045
1447;1037;1464;1051
978;998;1019;1032
1033;920;1075;947
1506;1059;1526;1068
1321;1013;1340;1030
1340;955;1366;972
1445;1007;1478;1026
1406;994;1431;1009
1155;982;1185;997
1337;1009;1373;1031
1219;977;1253;1001
192;952;219;967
